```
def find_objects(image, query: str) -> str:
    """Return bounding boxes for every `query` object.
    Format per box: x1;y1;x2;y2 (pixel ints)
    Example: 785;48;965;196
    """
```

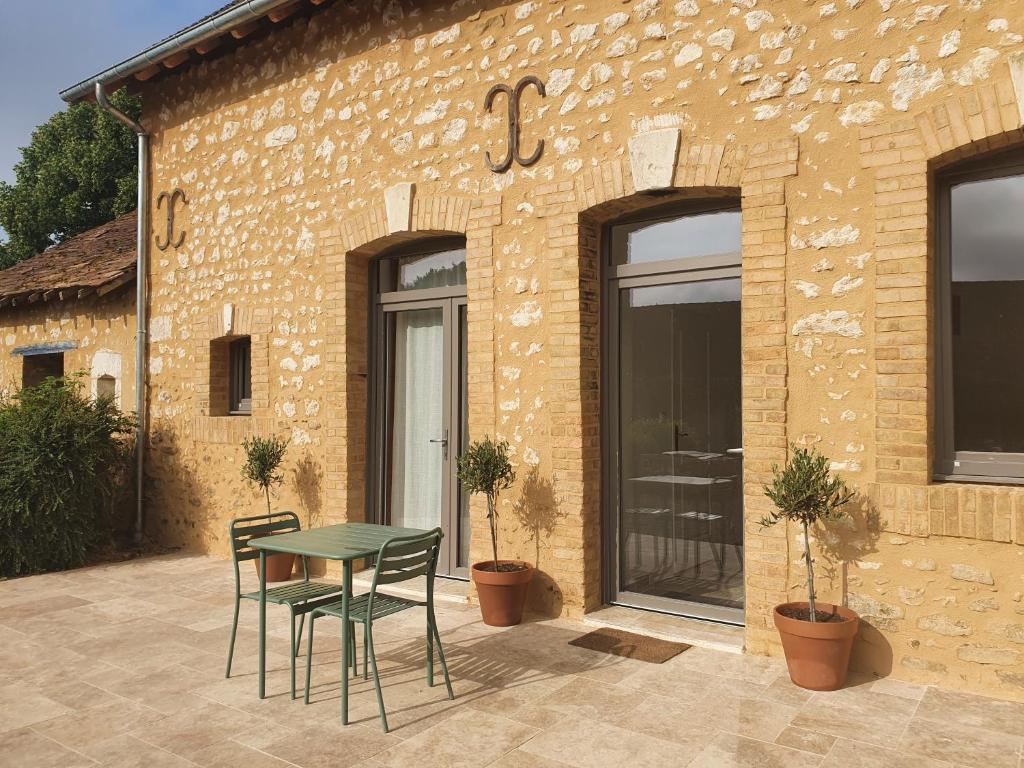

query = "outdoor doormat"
569;627;691;663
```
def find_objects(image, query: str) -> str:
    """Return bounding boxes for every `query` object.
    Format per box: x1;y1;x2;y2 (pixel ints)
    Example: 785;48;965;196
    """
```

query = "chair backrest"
368;528;443;596
229;512;302;564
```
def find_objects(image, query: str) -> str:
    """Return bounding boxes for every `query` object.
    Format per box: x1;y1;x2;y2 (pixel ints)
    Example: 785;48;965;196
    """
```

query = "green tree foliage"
0;89;140;269
241;435;290;516
761;445;854;622
0;376;135;576
457;437;515;571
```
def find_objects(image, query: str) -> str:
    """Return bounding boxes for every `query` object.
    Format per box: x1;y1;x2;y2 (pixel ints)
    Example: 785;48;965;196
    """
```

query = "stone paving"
1;554;1023;768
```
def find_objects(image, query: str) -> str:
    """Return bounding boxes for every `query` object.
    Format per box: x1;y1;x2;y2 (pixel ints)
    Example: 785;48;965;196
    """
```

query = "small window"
937;148;1024;481
611;208;742;267
229;337;252;415
96;374;117;402
22;353;64;389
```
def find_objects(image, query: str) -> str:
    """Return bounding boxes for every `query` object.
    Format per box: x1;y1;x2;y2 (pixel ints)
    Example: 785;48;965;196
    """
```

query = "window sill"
932;473;1024;487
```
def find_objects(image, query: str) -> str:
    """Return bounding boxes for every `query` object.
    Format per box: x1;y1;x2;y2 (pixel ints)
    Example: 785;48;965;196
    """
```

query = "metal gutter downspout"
95;82;148;545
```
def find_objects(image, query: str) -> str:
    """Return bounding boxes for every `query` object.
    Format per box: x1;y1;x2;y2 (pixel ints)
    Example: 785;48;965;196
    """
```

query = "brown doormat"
569;627;691;663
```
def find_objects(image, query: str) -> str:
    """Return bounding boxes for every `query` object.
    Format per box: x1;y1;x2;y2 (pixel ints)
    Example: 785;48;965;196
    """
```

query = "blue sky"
0;1;224;187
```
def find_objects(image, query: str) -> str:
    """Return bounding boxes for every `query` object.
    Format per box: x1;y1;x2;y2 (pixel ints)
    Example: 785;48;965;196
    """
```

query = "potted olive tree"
458;437;533;626
762;445;859;691
241;435;293;582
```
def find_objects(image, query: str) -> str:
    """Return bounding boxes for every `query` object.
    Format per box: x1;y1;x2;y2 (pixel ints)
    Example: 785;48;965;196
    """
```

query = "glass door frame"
601;202;745;625
369;279;468;579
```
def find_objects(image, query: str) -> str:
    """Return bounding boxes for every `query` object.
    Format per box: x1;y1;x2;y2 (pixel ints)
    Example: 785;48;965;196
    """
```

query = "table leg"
258;550;267;699
340;560;351;725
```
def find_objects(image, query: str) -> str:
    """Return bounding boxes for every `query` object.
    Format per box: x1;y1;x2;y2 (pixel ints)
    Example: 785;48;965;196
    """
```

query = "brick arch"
317;188;502;536
534;136;799;631
862;62;1024;546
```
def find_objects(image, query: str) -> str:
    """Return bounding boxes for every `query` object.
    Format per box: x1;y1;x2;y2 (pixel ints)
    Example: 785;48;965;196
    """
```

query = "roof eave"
59;0;298;104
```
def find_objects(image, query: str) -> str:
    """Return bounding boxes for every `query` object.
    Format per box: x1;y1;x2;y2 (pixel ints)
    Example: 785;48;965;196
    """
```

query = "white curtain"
390;308;444;530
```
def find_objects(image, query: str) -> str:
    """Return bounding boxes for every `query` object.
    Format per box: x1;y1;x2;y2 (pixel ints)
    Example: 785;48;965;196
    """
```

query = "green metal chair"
227;512;342;699
303;528;454;732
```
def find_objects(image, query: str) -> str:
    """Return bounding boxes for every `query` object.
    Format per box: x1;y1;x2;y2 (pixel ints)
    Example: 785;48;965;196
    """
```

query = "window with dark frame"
228;337;252;416
22;352;64;389
936;147;1024;482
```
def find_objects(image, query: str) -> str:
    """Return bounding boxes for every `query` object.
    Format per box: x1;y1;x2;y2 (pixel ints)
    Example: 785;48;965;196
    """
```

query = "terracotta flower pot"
774;602;859;691
471;560;534;626
253;552;296;583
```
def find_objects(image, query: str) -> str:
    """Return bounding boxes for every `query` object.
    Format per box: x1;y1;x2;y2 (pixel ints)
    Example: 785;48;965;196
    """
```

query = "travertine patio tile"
688;732;825;768
759;674;815;707
518;716;684;768
258;722;402;768
31;697;167;753
484;750;574;767
900;717;1024;768
0;727;96;767
190;738;295;768
519;676;649;726
774;726;836;756
824;738;957;768
870;678;928;701
700;690;801;742
88;734;194;768
375;709;537;768
790;686;919;747
612;693;717;762
132;698;272;760
915;687;1024;737
0;684;73;732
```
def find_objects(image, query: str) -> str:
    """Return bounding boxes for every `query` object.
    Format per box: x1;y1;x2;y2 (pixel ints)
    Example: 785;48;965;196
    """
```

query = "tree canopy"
0;89;140;269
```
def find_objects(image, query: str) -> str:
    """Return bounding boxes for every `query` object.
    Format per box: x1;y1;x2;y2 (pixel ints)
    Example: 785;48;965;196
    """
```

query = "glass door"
604;206;745;624
371;240;469;577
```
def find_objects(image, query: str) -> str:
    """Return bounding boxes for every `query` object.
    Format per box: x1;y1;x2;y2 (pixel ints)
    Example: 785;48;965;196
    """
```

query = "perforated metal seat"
242;581;340;605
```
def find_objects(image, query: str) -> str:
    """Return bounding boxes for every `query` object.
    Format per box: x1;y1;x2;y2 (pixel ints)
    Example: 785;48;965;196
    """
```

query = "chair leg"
225;596;240;679
349;621;358;679
426;612;434;687
295;613;305;657
365;621;389;733
429;609;454;701
362;623;368;681
289;611;297;700
303;614;316;705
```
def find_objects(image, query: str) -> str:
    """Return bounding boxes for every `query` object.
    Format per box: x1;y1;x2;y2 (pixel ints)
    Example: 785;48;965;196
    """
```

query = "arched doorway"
369;236;469;578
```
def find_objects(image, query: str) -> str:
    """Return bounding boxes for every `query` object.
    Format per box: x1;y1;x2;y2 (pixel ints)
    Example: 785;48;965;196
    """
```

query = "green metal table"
249;522;429;723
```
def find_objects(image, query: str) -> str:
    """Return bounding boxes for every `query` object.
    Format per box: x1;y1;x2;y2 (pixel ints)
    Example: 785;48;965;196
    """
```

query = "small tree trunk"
803;520;817;622
264;486;272;517
487;493;499;571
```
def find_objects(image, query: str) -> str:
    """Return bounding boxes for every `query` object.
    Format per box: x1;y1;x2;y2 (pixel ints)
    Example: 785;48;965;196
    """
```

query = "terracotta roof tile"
0;212;136;307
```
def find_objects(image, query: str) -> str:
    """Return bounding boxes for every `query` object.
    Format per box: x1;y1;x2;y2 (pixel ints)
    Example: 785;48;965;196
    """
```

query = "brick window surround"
317;187;502;539
861;57;1024;546
534;134;800;636
192;304;272;444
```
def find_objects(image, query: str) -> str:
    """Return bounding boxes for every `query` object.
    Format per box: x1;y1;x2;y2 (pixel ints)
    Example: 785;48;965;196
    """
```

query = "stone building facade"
0;213;137;407
71;0;1024;699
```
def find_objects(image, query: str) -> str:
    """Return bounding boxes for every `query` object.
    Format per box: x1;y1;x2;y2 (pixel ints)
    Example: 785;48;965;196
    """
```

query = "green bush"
0;376;135;576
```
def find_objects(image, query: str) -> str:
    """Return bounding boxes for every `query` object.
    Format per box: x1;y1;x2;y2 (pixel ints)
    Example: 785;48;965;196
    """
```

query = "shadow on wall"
816;492;891;677
145;422;219;552
292;450;324;530
512;467;565;617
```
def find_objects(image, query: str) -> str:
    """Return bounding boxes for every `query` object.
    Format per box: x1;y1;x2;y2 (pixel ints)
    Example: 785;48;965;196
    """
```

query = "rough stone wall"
0;289;136;408
139;0;1024;699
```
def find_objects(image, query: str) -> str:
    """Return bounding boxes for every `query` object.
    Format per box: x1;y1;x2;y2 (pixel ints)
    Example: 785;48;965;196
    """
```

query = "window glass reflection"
617;210;742;266
950;172;1024;453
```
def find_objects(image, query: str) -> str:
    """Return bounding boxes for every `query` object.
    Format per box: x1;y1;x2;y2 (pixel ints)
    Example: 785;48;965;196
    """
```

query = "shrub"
761;445;854;622
0;376;135;576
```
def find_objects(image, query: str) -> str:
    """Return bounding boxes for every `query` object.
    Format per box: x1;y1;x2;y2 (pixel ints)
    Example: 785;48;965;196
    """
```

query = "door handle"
430;429;449;459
